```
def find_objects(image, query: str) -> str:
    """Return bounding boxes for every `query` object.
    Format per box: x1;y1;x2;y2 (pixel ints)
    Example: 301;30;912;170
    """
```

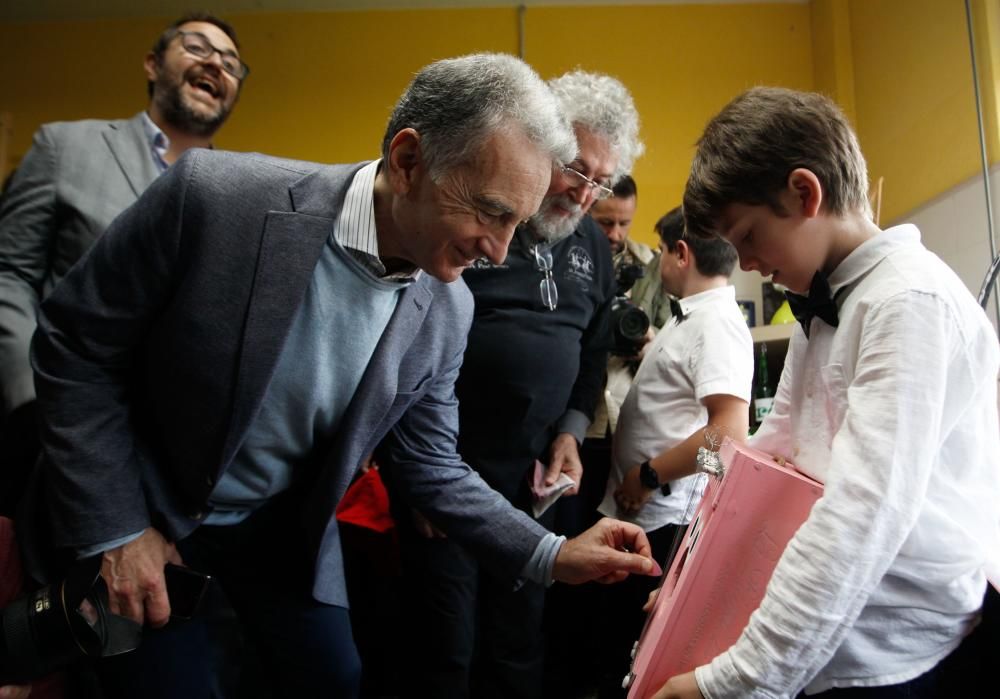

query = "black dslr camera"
0;555;142;684
610;262;651;357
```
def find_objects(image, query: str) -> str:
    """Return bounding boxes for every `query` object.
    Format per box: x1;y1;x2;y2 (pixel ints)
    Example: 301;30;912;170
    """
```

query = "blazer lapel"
342;280;433;439
103;113;159;197
220;210;332;467
219;164;362;467
305;279;433;535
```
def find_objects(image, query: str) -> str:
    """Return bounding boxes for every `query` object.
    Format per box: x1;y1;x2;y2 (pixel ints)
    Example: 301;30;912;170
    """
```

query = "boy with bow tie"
653;86;999;699
595;205;753;697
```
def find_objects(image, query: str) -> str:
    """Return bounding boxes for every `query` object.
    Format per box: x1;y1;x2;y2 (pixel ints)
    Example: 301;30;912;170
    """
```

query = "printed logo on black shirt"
468;258;507;270
564;245;595;285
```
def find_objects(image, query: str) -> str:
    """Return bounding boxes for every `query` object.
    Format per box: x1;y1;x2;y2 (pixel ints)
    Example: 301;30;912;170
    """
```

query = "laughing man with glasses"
400;70;645;697
0;12;245;516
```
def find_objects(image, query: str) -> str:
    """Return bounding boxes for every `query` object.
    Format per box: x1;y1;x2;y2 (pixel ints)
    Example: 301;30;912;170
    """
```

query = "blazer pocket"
381;375;435;427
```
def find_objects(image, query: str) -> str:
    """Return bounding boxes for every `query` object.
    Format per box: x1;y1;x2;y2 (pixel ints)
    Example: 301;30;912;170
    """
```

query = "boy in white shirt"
654;87;999;698
595;206;753;697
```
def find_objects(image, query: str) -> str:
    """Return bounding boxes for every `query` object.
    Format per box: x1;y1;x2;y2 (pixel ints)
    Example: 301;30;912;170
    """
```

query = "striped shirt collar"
335;159;420;281
140;111;170;173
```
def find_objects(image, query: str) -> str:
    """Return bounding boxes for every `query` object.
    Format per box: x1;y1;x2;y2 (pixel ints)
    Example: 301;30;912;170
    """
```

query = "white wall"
895;163;1000;333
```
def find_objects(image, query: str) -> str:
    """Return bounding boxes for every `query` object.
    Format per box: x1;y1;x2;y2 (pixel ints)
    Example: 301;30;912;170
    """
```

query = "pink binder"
625;439;824;698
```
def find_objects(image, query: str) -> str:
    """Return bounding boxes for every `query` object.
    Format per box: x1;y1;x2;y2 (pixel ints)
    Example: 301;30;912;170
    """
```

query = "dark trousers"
0;401;39;517
542;438;614;699
98;493;361;699
397;511;549;699
595;523;682;699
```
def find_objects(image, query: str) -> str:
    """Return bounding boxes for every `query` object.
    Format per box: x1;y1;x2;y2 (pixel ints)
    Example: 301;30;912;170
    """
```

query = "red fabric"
0;516;24;605
335;468;396;534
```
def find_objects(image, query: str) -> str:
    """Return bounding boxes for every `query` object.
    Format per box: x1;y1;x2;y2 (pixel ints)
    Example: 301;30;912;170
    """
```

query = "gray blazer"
27;150;547;606
0;112;158;415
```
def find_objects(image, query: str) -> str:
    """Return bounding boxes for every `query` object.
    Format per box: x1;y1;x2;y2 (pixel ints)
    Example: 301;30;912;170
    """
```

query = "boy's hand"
615;464;655;515
652;671;704;699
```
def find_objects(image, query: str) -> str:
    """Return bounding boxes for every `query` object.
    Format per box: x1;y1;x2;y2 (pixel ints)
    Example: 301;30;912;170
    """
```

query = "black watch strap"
639;460;672;496
639;460;659;490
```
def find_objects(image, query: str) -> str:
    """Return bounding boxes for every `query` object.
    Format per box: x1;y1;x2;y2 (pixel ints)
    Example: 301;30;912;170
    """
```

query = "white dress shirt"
598;285;753;531
697;225;1000;697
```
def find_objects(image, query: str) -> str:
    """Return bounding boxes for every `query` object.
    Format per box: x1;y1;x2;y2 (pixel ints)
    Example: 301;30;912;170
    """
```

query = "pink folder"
625;439;824;698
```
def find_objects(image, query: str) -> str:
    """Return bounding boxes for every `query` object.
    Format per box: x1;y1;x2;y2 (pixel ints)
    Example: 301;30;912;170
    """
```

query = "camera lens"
0;555;138;684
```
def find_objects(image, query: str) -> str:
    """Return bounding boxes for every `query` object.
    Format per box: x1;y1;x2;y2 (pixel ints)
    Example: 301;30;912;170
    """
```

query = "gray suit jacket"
0;112;158;415
27;150;547;606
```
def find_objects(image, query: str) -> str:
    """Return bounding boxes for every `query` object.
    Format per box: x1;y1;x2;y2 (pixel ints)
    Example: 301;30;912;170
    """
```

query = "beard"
530;193;586;243
153;68;232;138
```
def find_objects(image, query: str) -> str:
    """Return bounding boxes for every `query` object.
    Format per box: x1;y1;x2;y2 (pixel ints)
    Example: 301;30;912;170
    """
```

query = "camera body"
610;262;651;356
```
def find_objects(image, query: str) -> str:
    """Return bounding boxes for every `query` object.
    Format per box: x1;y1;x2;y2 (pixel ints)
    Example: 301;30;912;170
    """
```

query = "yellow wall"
0;3;812;248
810;0;856;123
848;0;992;223
526;2;813;245
1;1;996;237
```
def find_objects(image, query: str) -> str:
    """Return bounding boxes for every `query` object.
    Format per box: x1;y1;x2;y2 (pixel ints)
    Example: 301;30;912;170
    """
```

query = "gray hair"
381;53;577;180
547;71;644;183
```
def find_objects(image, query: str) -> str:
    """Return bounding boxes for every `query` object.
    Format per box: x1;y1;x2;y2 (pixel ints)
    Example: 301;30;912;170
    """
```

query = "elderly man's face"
396;127;552;282
532;126;617;242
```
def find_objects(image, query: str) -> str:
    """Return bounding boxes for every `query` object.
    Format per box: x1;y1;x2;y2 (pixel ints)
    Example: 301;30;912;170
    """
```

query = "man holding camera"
17;54;656;699
394;70;644;698
586;175;673;445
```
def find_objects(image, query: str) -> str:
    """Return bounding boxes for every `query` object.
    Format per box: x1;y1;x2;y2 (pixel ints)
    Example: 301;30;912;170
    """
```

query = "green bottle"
754;343;774;425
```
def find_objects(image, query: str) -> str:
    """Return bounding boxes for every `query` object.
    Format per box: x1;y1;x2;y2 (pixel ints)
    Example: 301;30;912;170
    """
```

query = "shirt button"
191;511;205;521
205;475;215;487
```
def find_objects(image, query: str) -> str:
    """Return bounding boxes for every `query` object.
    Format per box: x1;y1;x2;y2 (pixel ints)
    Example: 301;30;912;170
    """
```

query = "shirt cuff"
696;650;759;699
76;530;146;559
519;532;566;587
556;409;590;445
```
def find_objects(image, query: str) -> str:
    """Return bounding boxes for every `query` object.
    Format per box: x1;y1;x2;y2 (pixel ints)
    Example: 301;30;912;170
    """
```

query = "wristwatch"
639;460;672;496
639;460;660;490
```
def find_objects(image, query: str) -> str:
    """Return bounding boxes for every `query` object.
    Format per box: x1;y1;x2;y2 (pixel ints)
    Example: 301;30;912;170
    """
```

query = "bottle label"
754;397;774;423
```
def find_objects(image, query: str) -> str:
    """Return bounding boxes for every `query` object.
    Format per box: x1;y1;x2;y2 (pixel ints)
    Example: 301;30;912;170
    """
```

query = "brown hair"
683;86;870;238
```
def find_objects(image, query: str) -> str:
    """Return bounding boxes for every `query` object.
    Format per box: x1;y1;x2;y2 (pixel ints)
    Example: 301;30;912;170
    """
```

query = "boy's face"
718;197;827;295
658;240;683;297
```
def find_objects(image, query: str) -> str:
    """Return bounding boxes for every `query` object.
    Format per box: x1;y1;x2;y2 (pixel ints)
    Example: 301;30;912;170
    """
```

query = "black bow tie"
669;297;687;323
785;272;839;339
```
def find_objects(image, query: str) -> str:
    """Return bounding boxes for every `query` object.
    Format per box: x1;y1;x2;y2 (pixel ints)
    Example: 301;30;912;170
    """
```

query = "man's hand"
614;464;654;515
552;517;659;585
0;685;31;699
411;508;447;538
546;432;582;495
651;671;704;699
100;528;181;628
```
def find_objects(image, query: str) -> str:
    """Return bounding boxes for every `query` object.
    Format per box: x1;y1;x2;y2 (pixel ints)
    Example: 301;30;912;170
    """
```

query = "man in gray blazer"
23;53;656;699
0;12;246;512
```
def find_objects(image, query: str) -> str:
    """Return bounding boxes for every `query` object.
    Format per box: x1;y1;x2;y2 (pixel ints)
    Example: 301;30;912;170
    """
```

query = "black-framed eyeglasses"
178;30;250;80
533;244;558;311
560;165;614;200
